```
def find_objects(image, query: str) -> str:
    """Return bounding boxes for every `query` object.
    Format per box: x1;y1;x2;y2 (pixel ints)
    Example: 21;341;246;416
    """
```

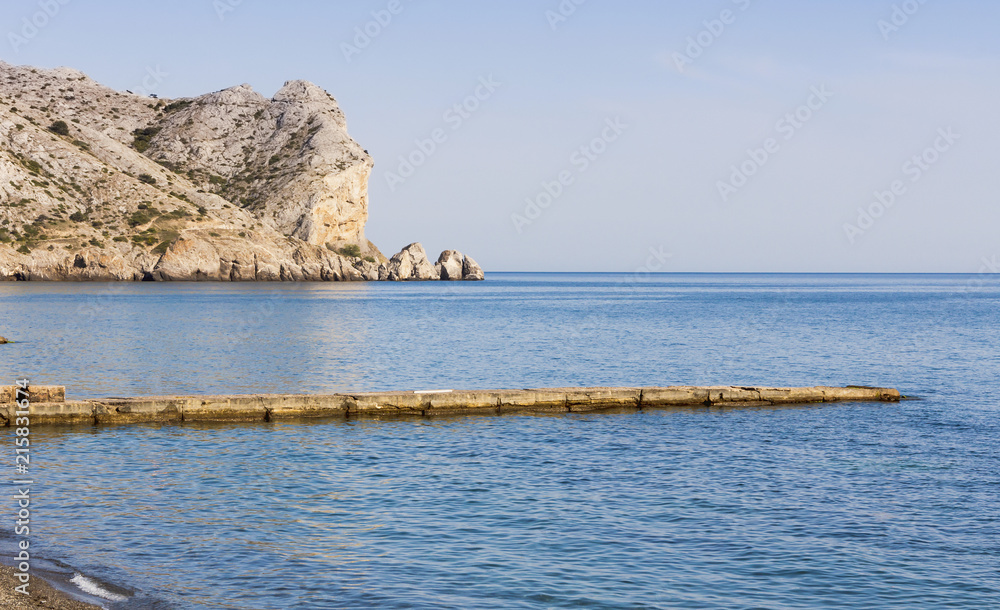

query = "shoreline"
2;385;902;427
0;565;102;609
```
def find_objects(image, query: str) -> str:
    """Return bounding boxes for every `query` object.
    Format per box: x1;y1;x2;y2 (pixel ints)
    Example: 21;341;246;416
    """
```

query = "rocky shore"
0;62;482;282
0;239;483;282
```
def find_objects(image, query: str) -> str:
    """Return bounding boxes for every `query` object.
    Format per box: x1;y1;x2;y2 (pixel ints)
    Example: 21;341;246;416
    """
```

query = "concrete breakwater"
0;385;901;427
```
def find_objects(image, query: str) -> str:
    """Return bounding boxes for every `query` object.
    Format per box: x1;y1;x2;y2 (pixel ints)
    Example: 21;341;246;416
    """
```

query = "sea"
1;273;998;608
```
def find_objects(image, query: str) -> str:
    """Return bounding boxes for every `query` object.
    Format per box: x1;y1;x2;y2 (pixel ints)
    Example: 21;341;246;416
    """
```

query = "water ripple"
3;274;999;608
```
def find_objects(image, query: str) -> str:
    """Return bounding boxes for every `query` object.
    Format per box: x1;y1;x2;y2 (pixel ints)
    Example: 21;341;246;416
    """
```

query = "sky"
2;0;998;272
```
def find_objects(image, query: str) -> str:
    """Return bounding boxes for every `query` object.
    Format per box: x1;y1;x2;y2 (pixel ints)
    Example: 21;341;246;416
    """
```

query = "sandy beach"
0;566;100;609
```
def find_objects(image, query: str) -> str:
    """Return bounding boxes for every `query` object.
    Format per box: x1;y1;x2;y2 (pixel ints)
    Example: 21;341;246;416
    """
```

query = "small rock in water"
387;243;440;281
436;250;465;281
462;255;484;281
0;336;8;344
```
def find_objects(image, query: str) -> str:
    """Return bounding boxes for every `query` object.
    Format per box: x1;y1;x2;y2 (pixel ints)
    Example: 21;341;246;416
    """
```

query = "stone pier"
0;385;902;427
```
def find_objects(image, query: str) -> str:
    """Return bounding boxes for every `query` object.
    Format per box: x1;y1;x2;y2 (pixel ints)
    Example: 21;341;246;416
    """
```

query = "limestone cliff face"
0;62;482;281
143;80;373;247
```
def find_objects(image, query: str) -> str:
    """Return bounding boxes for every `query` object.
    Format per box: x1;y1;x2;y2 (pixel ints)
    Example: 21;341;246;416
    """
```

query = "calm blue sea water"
1;274;999;608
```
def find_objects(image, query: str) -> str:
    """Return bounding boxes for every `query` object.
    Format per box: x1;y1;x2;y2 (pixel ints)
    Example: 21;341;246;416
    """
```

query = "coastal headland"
2;385;902;427
0;62;482;281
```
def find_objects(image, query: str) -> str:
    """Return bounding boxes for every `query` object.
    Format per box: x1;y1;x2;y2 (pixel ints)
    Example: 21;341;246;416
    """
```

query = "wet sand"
0;565;100;609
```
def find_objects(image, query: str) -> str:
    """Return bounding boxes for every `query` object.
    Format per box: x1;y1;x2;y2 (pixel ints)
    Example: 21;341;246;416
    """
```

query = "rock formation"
435;249;483;281
387;243;438;281
435;250;463;280
0;62;482;281
462;255;485;281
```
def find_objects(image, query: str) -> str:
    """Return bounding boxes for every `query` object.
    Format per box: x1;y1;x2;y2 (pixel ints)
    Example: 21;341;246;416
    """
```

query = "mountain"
0;62;482;281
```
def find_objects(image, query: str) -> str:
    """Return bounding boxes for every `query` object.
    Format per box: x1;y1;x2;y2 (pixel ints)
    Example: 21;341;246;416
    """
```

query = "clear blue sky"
3;0;998;272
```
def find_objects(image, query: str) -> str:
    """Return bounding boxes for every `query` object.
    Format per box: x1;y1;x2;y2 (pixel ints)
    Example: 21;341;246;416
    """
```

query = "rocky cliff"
0;62;482;281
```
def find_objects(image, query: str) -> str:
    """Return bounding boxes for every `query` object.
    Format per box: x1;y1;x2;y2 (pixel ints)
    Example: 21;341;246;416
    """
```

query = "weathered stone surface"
21;402;94;425
756;385;901;404
0;386;902;427
0;385;65;403
32;386;66;403
0;247;159;281
388;243;440;281
94;399;183;425
183;396;269;422
432;250;485;281
436;250;465;281
565;387;642;411
641;386;711;406
265;395;352;419
152;237;222;281
462;255;485;281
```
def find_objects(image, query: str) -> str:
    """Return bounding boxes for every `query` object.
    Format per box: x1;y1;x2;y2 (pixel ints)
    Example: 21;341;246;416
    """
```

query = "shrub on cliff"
20;157;42;174
337;244;362;258
132;127;161;152
162;99;192;113
128;211;152;227
48;120;69;136
131;233;157;246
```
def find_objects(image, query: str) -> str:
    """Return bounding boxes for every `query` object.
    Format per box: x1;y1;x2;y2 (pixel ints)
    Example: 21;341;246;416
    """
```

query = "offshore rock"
462;255;484;281
388;243;439;281
434;250;485;281
436;250;465;281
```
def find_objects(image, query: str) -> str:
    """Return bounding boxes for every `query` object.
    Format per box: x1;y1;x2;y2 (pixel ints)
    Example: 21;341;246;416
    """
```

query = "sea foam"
70;573;128;602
